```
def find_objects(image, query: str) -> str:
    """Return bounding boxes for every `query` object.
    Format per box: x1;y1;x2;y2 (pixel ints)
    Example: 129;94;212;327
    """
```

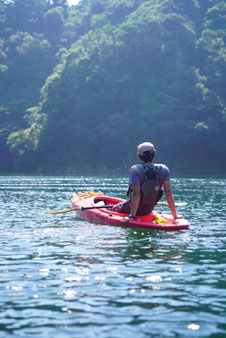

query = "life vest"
139;164;163;212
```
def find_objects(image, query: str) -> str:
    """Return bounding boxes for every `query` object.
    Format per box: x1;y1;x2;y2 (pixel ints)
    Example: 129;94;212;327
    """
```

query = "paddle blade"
157;202;187;207
44;207;81;214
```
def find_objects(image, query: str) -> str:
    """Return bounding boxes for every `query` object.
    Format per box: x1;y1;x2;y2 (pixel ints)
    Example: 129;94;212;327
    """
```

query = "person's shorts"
111;200;131;214
111;200;152;216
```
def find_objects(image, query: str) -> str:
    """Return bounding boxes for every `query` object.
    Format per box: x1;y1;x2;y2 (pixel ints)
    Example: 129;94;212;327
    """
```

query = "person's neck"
142;161;153;164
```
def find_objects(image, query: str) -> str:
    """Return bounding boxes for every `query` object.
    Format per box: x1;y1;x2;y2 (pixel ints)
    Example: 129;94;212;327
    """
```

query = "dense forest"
0;0;225;175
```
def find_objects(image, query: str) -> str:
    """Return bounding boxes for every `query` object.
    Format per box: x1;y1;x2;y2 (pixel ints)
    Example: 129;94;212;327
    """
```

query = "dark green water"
0;175;225;337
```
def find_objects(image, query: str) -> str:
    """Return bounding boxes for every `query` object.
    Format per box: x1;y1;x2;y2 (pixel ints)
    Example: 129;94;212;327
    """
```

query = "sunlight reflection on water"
0;175;225;337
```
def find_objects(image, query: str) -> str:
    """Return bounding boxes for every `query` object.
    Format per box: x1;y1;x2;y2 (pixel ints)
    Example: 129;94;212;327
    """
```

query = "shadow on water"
118;228;188;263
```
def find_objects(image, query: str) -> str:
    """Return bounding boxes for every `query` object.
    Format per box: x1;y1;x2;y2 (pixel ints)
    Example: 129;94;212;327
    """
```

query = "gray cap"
137;142;156;155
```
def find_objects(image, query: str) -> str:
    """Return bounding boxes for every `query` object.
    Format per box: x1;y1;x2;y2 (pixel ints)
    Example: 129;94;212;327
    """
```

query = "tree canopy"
0;0;225;175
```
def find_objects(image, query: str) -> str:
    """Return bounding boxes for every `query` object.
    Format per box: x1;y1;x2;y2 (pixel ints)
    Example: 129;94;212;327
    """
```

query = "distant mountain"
0;0;225;175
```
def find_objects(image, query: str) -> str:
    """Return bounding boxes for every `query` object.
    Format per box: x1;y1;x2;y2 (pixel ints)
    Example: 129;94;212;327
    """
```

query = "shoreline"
0;171;226;178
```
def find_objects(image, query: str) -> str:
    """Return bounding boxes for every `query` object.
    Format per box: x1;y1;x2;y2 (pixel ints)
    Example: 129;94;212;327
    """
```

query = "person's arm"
164;180;177;219
130;185;140;218
121;185;140;223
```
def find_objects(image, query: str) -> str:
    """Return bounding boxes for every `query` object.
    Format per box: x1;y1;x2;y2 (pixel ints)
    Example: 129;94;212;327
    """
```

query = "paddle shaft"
80;205;114;210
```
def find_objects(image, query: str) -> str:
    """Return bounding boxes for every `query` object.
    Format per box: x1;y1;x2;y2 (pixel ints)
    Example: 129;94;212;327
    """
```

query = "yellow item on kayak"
153;214;167;225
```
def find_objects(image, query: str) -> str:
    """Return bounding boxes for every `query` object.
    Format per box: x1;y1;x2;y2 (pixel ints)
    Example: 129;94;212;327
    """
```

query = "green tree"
0;0;225;174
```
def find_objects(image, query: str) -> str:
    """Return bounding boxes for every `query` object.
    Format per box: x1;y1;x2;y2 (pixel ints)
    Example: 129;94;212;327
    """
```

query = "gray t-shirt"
129;163;170;188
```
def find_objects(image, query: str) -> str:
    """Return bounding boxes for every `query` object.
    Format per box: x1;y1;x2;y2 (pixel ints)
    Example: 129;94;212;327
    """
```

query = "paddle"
44;201;187;214
44;204;114;214
157;202;187;207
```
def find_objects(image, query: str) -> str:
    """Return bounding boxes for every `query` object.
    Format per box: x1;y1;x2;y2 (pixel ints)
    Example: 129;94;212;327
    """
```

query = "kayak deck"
71;195;190;231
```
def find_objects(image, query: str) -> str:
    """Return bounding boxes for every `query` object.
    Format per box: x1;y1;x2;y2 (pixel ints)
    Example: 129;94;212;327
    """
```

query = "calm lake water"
0;175;225;337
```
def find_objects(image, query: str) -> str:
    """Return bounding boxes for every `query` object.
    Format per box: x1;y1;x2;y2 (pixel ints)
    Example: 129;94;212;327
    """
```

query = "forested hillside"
0;0;225;175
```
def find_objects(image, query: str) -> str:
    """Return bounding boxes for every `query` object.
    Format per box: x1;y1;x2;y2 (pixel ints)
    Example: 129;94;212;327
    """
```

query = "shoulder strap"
140;164;158;180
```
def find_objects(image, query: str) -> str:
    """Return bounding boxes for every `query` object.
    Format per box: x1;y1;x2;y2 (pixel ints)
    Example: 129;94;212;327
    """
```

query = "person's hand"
121;217;129;224
174;214;183;219
172;215;183;223
121;213;135;224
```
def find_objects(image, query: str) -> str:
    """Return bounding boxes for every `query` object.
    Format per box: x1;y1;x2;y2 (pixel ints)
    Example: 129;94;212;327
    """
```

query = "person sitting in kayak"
111;142;178;223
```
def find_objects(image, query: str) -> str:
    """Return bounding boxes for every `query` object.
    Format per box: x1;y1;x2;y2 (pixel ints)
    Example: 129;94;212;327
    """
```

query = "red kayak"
71;194;190;231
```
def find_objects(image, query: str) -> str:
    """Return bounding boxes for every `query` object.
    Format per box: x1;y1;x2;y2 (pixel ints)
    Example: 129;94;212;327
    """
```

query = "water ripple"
0;175;225;337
